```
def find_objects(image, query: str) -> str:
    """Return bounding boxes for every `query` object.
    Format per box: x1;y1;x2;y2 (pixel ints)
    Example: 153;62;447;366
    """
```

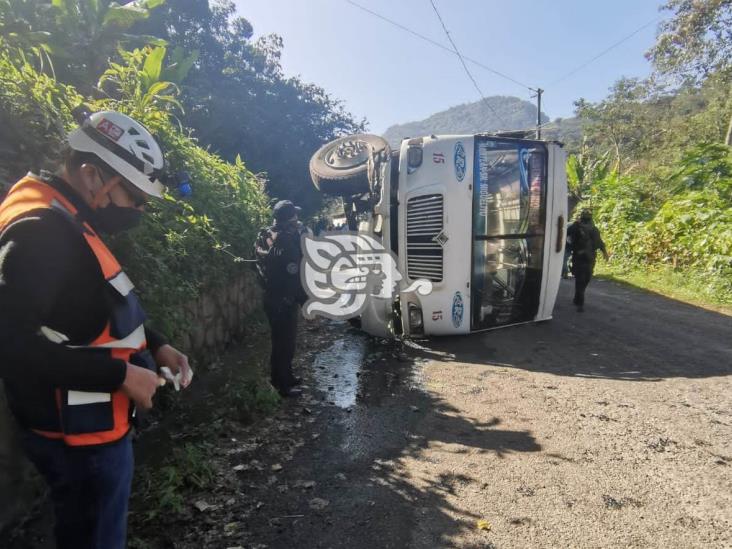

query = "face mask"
88;168;144;233
92;203;143;234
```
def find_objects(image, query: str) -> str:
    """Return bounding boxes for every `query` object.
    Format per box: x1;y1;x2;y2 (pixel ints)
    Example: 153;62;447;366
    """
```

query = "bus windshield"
471;139;547;330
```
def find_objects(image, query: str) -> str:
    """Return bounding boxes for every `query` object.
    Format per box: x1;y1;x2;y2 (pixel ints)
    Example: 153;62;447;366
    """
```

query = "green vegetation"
0;0;363;339
136;0;365;213
596;262;732;315
0;0;366;210
0;37;81;184
225;377;281;423
571;0;732;308
0;38;271;340
580;144;732;305
133;441;216;523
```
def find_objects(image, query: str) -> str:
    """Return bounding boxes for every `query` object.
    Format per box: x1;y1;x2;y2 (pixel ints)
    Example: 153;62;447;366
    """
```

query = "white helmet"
67;109;166;198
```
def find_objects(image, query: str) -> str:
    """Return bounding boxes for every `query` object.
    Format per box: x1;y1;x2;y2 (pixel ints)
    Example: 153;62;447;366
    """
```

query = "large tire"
309;134;390;196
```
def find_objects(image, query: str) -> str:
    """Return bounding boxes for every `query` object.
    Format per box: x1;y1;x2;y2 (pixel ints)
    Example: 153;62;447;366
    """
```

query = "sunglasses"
97;168;148;208
118;178;149;208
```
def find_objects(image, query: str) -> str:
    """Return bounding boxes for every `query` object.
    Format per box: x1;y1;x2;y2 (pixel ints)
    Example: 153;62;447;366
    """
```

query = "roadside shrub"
0;41;81;187
585;143;732;302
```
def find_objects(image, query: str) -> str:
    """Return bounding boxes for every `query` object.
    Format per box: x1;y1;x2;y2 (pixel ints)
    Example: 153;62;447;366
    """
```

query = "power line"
344;0;659;131
549;18;659;86
344;0;533;91
428;0;509;128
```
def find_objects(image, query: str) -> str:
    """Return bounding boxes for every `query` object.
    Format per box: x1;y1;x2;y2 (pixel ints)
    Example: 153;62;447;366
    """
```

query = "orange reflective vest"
0;174;151;446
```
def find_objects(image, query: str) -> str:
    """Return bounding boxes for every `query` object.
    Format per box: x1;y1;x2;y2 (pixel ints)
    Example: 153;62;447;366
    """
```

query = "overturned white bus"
309;133;568;337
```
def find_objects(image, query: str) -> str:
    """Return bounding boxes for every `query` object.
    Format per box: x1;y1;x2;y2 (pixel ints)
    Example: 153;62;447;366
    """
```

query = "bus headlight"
408;303;423;331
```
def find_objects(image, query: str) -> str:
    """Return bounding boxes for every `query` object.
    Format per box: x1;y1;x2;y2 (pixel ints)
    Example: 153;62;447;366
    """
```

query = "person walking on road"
0;107;192;549
567;209;609;312
255;200;308;397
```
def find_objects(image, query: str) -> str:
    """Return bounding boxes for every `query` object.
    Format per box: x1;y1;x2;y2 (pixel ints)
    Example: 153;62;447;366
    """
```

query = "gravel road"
8;278;731;549
240;277;731;549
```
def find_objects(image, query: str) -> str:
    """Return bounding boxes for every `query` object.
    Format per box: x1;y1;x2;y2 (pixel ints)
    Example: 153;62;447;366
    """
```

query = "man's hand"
122;363;160;410
154;344;193;389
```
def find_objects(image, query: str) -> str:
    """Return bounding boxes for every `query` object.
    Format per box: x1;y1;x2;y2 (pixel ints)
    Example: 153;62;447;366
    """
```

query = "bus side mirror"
407;145;423;174
556;215;565;252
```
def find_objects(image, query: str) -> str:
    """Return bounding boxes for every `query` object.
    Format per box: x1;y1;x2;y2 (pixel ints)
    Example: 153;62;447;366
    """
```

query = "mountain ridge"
382;95;581;147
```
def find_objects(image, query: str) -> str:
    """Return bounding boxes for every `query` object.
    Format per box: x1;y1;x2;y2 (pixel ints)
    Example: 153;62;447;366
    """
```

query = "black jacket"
254;221;308;305
567;220;606;265
0;173;165;431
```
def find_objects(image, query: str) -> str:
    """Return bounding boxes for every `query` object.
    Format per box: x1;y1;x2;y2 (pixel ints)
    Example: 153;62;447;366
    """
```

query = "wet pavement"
311;323;368;409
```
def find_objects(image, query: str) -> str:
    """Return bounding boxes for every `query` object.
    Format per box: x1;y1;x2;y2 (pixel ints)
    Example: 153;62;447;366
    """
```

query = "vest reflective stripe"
108;291;147;340
96;324;146;349
40;326;70;344
109;272;134;296
67;391;111;405
0;175;149;446
45;324;146;351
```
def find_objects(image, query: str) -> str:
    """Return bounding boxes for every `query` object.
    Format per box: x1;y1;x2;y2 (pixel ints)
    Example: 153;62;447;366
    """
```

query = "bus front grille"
406;194;444;282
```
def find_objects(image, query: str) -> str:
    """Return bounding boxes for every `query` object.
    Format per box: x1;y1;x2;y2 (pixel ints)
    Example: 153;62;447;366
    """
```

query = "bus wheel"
309;134;389;195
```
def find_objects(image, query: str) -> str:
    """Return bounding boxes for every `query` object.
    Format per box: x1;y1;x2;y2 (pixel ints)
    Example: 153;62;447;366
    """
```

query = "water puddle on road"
311;325;368;408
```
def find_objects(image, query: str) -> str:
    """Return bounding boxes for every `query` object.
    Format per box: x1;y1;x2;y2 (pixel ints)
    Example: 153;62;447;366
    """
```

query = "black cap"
273;200;301;222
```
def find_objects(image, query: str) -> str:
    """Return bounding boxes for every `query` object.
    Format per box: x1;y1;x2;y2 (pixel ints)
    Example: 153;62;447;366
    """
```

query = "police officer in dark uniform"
255;200;308;397
567;209;609;312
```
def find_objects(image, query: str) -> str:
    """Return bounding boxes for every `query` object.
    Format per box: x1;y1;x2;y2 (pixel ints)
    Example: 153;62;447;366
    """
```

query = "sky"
234;0;666;133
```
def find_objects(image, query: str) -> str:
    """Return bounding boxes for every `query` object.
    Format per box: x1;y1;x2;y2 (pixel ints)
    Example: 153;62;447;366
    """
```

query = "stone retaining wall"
179;271;263;360
0;271;263;531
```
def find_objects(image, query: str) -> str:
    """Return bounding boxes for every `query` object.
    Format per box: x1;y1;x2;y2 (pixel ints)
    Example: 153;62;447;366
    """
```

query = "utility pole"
535;87;544;140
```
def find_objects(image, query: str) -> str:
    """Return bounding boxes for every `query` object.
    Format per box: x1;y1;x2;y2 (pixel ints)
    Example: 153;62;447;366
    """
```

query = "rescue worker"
0;107;192;549
566;209;609;312
254;200;308;397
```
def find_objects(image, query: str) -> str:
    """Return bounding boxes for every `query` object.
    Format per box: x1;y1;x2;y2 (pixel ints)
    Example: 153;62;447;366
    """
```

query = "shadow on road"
289;279;732;547
595;273;732;317
413;279;732;382
263;274;732;547
249;323;542;549
278;280;732;549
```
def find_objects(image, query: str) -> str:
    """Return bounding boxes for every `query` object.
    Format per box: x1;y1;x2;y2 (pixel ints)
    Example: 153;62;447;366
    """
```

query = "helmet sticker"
96;119;124;141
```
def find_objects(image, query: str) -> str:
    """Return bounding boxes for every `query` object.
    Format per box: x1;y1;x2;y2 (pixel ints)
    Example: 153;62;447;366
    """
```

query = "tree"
0;0;53;57
134;0;365;214
0;0;168;89
574;78;664;173
647;0;732;144
648;0;732;80
566;139;611;212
